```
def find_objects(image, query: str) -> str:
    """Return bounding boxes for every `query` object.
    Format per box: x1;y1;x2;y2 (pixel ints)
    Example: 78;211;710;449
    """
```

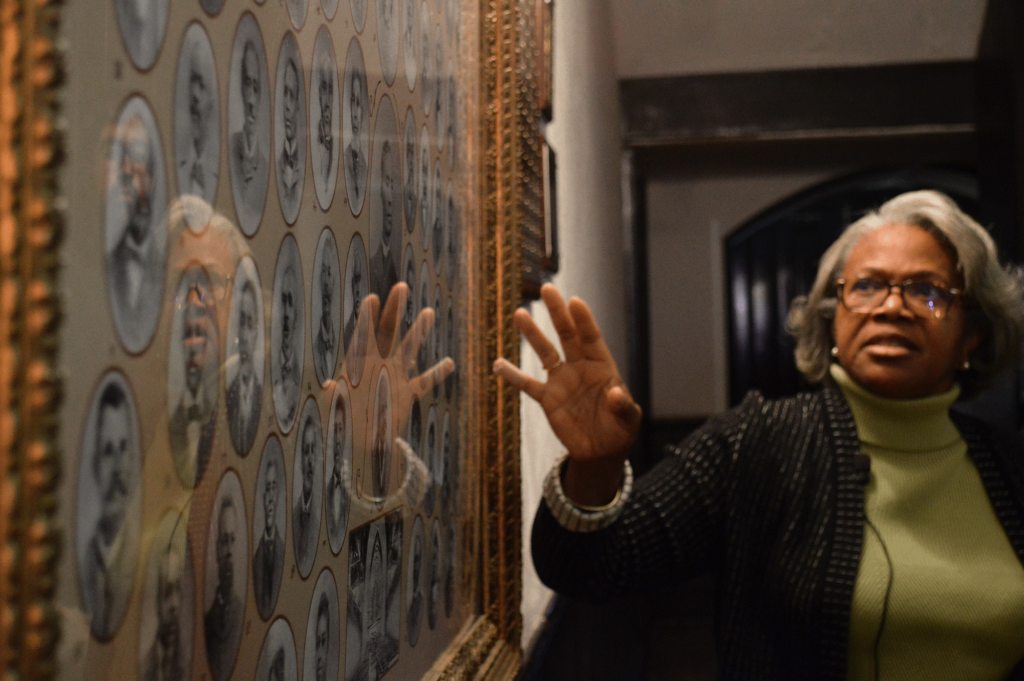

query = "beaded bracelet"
542;454;634;533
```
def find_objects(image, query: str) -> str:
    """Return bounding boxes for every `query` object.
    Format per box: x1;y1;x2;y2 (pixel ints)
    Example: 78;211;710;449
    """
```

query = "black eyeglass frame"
834;277;963;320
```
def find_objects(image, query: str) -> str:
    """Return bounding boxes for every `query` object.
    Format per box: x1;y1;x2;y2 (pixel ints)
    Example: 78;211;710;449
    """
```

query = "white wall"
519;0;627;651
610;0;987;78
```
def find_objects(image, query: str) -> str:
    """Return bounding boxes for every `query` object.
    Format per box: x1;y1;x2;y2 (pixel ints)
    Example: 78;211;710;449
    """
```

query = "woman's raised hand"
493;284;641;505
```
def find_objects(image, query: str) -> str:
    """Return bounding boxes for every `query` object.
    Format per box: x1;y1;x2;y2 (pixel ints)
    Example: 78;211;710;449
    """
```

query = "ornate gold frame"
0;0;544;677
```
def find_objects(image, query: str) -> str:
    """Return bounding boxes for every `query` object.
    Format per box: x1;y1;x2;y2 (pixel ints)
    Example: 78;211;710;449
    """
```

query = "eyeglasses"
835;277;961;319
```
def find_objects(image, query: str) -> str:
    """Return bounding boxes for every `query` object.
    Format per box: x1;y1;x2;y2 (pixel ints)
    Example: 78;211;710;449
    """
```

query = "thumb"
607;385;642;431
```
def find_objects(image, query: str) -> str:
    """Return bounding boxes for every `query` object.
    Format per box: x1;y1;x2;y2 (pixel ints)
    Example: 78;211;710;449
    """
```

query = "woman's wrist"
543;454;634;533
562;455;629;508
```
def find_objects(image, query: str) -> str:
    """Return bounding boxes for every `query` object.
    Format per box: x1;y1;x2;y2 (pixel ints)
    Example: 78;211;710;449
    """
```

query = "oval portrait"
303;569;341;681
368;94;402;312
325;379;353;554
104;95;168;355
351;0;368;32
342;37;370;216
322;0;339;21
227;12;271;237
431;161;444;273
418;125;431;251
225;255;265;457
419;2;433;115
416;260;431;375
166;265;219;488
422;404;438;517
252;436;287;620
403;108;418;233
377;0;400;86
275;32;307;225
406;516;425;646
343;233;370;386
114;0;169;71
312;228;343;386
174;22;220;233
369;367;394;503
427;520;441;630
255;618;298;681
76;370;143;640
287;0;308;30
310;26;341;212
403;0;418;91
401;244;416;339
203;470;248;681
446;181;458;285
270;234;305;433
137;510;194;681
293;397;324;579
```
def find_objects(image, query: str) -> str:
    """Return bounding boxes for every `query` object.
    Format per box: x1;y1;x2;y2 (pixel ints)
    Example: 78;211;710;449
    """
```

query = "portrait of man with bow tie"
274;33;306;225
105;98;167;354
167;268;218;488
174;23;220;232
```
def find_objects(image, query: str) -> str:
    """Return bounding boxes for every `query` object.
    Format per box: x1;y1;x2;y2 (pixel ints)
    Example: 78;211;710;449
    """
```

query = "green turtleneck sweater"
831;364;1024;680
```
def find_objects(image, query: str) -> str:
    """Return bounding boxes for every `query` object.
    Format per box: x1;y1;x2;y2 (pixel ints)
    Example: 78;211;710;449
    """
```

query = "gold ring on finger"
545;359;564;372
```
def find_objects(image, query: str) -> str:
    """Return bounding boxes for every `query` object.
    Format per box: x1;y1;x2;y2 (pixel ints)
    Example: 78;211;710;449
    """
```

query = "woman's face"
833;223;978;400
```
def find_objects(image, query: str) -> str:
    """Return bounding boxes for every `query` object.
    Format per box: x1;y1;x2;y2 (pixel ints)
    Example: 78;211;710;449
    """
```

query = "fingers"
540;284;584;363
376;282;408;358
568;297;615;364
417;357;456;395
607;385;643;431
399;307;435;373
493;357;544;401
513;308;562;369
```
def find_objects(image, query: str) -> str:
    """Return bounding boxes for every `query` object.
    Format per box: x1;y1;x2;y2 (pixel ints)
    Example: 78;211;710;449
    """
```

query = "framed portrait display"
1;0;545;678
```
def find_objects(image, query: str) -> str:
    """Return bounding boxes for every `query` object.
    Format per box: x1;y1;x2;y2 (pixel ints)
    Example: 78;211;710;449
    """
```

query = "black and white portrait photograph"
310;26;340;212
274;32;306;225
271;234;305;433
174;22;220;233
385;513;403;658
377;0;399;85
343;37;369;216
418;125;431;251
321;0;339;21
432;162;444;272
434;29;446;152
419;3;433;115
351;0;368;32
312;229;342;386
407;400;422;468
446;181;458;285
255;618;298;681
104;95;168;355
226;255;265;457
416;261;431;375
446;66;458;167
406;516;425;646
199;0;226;16
403;0;418;91
431;285;442;397
401;244;416;339
137;510;194;681
370;367;394;502
293;397;324;578
422;405;437;516
444;521;456;618
203;470;248;681
304;570;341;681
345;514;401;681
445;299;456;399
75;371;142;640
440;410;451;521
252;436;286;620
403;108;418;233
114;0;168;71
343;233;369;386
326;379;353;555
166;266;218;489
427;520;441;631
287;0;308;30
368;94;401;310
227;13;270;236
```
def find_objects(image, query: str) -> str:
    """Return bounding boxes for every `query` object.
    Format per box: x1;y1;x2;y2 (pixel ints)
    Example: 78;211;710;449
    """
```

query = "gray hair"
787;189;1024;398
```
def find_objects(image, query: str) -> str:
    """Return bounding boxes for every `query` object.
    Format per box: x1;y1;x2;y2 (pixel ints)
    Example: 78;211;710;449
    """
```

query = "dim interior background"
519;0;1024;679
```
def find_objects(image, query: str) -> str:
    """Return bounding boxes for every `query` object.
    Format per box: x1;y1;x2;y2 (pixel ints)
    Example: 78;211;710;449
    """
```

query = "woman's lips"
862;333;918;357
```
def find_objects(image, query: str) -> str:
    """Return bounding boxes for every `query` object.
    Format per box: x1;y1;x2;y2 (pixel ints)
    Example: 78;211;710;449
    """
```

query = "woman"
494;191;1024;681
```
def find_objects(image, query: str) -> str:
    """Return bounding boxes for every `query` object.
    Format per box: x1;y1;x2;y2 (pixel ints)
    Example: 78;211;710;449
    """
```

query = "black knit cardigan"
531;387;1024;681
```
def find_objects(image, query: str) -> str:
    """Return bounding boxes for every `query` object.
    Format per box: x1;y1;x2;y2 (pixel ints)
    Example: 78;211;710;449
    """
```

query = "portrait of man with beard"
77;374;142;639
275;34;306;224
105;98;167;354
369;136;401;309
167;271;218;488
310;27;340;211
174;23;219;232
326;381;352;554
313;230;342;387
226;259;264;457
271;235;304;433
370;370;393;502
204;482;247;681
141;530;190;681
293;399;324;578
343;38;369;214
228;16;270;236
252;440;285;620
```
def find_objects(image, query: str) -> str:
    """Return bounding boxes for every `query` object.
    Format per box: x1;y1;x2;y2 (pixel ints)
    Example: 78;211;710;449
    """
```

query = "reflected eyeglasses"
835;277;961;319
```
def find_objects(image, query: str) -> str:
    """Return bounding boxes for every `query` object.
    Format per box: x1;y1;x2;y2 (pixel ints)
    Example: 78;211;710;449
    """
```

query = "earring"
962;359;970;370
831;346;839;358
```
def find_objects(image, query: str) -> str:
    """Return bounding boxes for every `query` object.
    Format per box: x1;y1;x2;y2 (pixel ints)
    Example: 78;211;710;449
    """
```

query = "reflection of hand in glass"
492;283;642;507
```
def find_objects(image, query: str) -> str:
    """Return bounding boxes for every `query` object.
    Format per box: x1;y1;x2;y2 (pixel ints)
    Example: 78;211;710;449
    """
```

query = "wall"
610;0;988;78
519;0;627;650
